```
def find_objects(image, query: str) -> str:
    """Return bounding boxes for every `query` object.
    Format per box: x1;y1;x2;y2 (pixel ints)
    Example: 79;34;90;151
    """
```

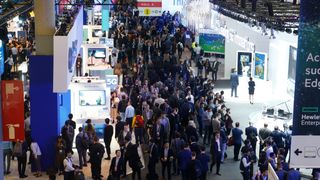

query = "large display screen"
88;48;106;59
288;46;297;82
199;33;225;54
79;90;106;106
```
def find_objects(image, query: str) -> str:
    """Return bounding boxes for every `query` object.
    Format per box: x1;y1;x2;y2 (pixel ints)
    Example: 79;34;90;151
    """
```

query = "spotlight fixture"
293;29;298;35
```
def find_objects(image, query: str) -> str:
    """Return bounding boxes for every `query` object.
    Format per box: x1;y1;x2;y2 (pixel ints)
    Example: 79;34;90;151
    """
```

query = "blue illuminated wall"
29;55;70;171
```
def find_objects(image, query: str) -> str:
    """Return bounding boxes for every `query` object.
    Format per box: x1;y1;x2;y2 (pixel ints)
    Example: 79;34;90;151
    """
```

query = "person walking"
16;140;28;178
230;68;239;97
210;132;222;176
89;136;105;180
104;118;114;160
75;127;88;169
160;142;173;180
232;122;243;161
125;100;135;132
198;146;210;180
109;150;124;180
2;141;12;175
125;136;143;180
248;77;255;104
245;122;258;155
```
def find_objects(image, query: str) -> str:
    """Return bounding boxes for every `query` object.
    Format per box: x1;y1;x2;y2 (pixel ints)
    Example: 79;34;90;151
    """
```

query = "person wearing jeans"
232;122;243;161
230;68;239;97
220;123;228;163
2;141;12;175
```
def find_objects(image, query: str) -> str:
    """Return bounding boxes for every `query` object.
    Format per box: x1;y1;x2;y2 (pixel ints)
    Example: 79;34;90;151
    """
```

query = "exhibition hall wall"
209;10;298;96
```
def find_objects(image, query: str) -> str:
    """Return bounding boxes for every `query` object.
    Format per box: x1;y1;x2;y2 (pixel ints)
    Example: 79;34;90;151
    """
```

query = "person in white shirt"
31;140;42;177
125;101;135;131
63;151;75;179
264;140;274;159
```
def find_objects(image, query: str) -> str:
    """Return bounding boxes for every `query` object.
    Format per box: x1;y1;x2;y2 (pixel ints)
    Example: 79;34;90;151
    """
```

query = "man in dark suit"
198;146;210;180
153;117;166;147
210;132;222;175
245;121;258;155
189;136;201;157
232;122;243;161
230;68;239;97
109;150;124;180
178;144;192;180
186;121;198;143
148;139;159;177
104;118;114;160
89;136;105;180
160;142;174;180
115;116;125;139
125;136;142;180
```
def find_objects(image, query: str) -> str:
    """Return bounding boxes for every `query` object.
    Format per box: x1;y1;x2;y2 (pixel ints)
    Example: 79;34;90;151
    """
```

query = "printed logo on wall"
137;0;162;16
290;1;320;168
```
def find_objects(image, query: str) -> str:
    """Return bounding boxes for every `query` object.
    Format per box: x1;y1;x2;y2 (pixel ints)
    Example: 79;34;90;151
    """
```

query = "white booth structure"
70;81;111;125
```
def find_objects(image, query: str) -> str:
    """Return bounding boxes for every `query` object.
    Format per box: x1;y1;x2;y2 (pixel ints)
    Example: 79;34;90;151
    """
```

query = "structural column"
34;0;55;55
30;0;60;171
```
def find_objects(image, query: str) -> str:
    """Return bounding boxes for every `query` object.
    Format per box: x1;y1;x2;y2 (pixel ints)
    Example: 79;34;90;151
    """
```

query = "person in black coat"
109;150;124;180
148;139;159;177
245;122;258;155
115;116;125;139
125;136;142;180
186;121;198;143
210;132;222;176
17;140;28;178
89;136;105;180
160;142;174;180
104;118;114;160
189;136;201;157
152;117;166;147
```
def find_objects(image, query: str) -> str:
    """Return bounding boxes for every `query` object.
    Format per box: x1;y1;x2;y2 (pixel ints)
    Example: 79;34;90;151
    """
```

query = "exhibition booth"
190;7;298;130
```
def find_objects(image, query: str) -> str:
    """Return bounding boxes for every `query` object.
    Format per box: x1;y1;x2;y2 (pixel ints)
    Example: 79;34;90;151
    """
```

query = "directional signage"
137;0;162;16
290;1;320;168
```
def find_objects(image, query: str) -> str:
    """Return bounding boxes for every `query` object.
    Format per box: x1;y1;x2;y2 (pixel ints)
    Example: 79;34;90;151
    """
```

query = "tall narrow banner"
0;40;4;75
1;80;25;141
102;5;109;31
290;1;320;168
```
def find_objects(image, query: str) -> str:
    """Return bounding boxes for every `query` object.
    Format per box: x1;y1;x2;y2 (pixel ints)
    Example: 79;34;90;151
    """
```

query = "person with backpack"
15;140;28;178
75;127;89;169
132;110;145;145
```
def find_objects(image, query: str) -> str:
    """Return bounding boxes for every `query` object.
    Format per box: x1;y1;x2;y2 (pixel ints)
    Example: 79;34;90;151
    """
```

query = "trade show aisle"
5;84;310;180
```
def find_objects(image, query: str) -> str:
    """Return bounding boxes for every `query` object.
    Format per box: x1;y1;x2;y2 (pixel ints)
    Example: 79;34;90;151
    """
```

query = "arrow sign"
294;148;302;156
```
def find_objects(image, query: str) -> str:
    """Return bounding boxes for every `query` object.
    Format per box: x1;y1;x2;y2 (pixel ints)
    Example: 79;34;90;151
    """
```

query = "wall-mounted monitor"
79;90;106;106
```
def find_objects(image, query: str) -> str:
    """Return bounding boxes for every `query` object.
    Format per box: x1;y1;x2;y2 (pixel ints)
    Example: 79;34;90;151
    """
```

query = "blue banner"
0;40;4;75
293;1;320;135
254;53;266;80
102;6;109;31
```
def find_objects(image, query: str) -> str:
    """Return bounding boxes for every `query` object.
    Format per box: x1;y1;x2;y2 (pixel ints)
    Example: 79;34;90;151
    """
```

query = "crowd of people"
2;2;315;180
